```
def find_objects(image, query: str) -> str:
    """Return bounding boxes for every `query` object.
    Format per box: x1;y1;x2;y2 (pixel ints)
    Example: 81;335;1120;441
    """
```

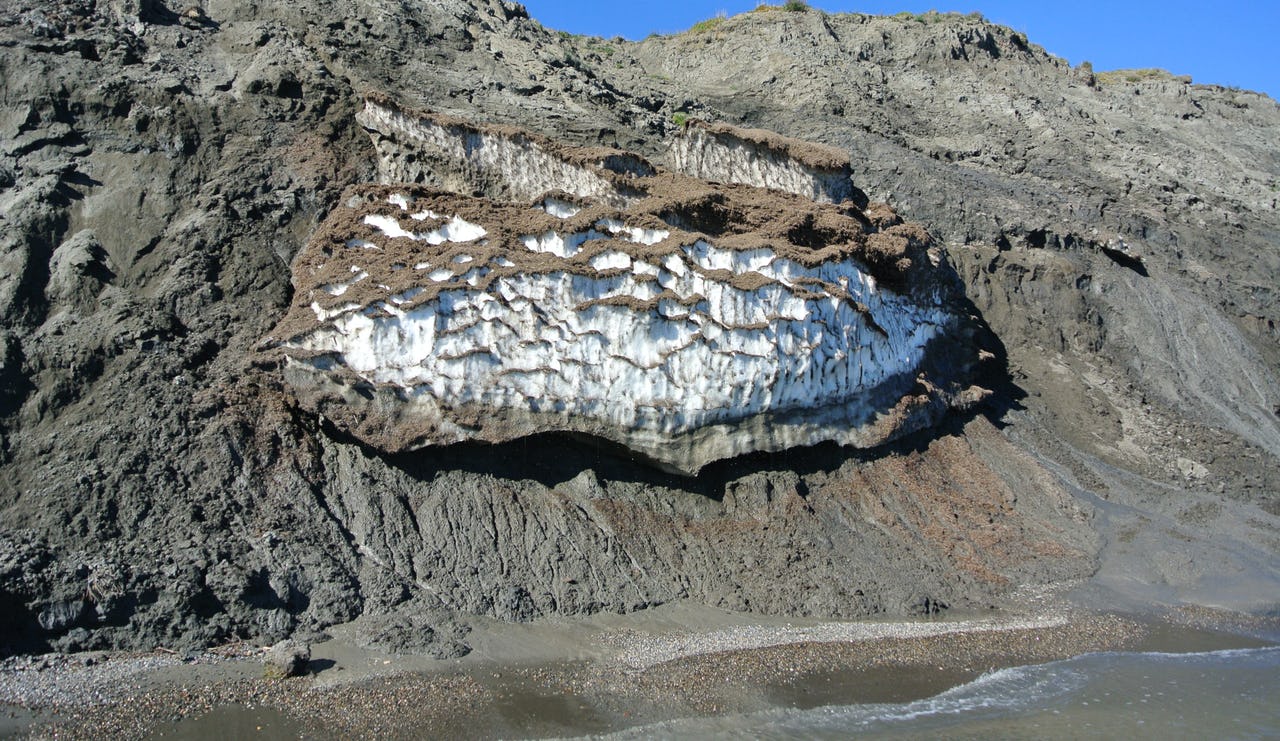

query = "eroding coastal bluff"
264;97;989;474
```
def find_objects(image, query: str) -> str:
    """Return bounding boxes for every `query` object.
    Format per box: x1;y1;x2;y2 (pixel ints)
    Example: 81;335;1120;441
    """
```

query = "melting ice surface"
361;213;487;245
294;206;948;435
538;197;582;219
596;646;1280;740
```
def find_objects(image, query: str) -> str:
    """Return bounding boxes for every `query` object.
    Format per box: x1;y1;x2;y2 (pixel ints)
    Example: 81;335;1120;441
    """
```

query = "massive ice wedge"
668;118;868;207
263;100;988;474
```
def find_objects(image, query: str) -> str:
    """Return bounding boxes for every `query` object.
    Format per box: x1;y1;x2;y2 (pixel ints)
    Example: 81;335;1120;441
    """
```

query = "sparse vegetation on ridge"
891;10;985;23
686;1;809;33
701;5;989;28
581;37;616;57
688;14;726;33
1095;68;1192;85
753;1;811;12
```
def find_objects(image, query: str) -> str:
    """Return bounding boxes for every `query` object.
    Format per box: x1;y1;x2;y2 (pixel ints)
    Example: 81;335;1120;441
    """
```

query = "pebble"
605;613;1072;670
0;653;181;708
0;614;1158;739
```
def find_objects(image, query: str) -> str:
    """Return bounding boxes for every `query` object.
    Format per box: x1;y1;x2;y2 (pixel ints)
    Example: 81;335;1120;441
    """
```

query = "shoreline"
2;603;1275;739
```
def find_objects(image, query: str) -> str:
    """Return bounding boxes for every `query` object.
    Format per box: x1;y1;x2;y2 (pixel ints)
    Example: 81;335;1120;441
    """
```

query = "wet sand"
1;604;1274;740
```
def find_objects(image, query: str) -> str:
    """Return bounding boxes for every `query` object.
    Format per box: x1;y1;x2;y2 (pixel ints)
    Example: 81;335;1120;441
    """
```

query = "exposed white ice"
596;218;669;245
360;102;631;205
389;287;424;305
519;221;668;261
319;269;369;297
363;212;487;245
423;217;487;245
317;100;962;467
309;300;363;322
668;127;855;204
362;214;416;241
590;251;632;271
538;197;582;219
521;230;592;258
291;222;949;435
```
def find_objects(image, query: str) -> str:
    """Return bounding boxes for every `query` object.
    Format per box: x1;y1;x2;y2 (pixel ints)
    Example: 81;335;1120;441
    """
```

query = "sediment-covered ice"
267;100;986;474
668;119;866;206
290;197;946;437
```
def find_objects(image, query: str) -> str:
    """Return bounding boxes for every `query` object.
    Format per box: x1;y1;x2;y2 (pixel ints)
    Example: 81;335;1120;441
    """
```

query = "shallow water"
608;646;1280;740
118;619;1278;740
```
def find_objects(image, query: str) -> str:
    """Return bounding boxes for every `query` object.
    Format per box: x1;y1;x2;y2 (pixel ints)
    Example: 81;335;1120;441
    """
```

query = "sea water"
606;646;1280;740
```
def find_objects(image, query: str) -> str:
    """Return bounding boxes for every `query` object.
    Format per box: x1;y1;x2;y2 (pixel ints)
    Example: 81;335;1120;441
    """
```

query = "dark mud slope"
0;1;1276;655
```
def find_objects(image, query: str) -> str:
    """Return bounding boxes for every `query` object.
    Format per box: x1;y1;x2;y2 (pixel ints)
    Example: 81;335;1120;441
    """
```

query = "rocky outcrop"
267;103;987;474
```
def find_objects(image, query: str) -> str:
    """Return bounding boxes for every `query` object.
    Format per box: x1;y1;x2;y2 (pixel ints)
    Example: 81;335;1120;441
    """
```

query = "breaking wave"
592;646;1280;740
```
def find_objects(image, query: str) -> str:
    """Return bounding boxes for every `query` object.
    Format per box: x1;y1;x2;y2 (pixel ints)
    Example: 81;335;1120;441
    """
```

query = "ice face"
538;197;582;219
287;215;947;437
668;124;857;205
275;102;976;472
364;199;488;245
359;102;633;206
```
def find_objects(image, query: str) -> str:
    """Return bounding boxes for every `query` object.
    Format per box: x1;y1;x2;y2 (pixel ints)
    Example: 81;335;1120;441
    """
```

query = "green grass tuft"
688;16;725;33
752;1;810;12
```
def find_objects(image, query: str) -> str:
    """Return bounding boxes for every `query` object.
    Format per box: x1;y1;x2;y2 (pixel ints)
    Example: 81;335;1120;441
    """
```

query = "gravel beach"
7;603;1270;740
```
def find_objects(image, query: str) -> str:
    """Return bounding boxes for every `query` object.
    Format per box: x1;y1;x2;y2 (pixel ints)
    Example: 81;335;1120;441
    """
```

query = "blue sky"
521;1;1279;99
